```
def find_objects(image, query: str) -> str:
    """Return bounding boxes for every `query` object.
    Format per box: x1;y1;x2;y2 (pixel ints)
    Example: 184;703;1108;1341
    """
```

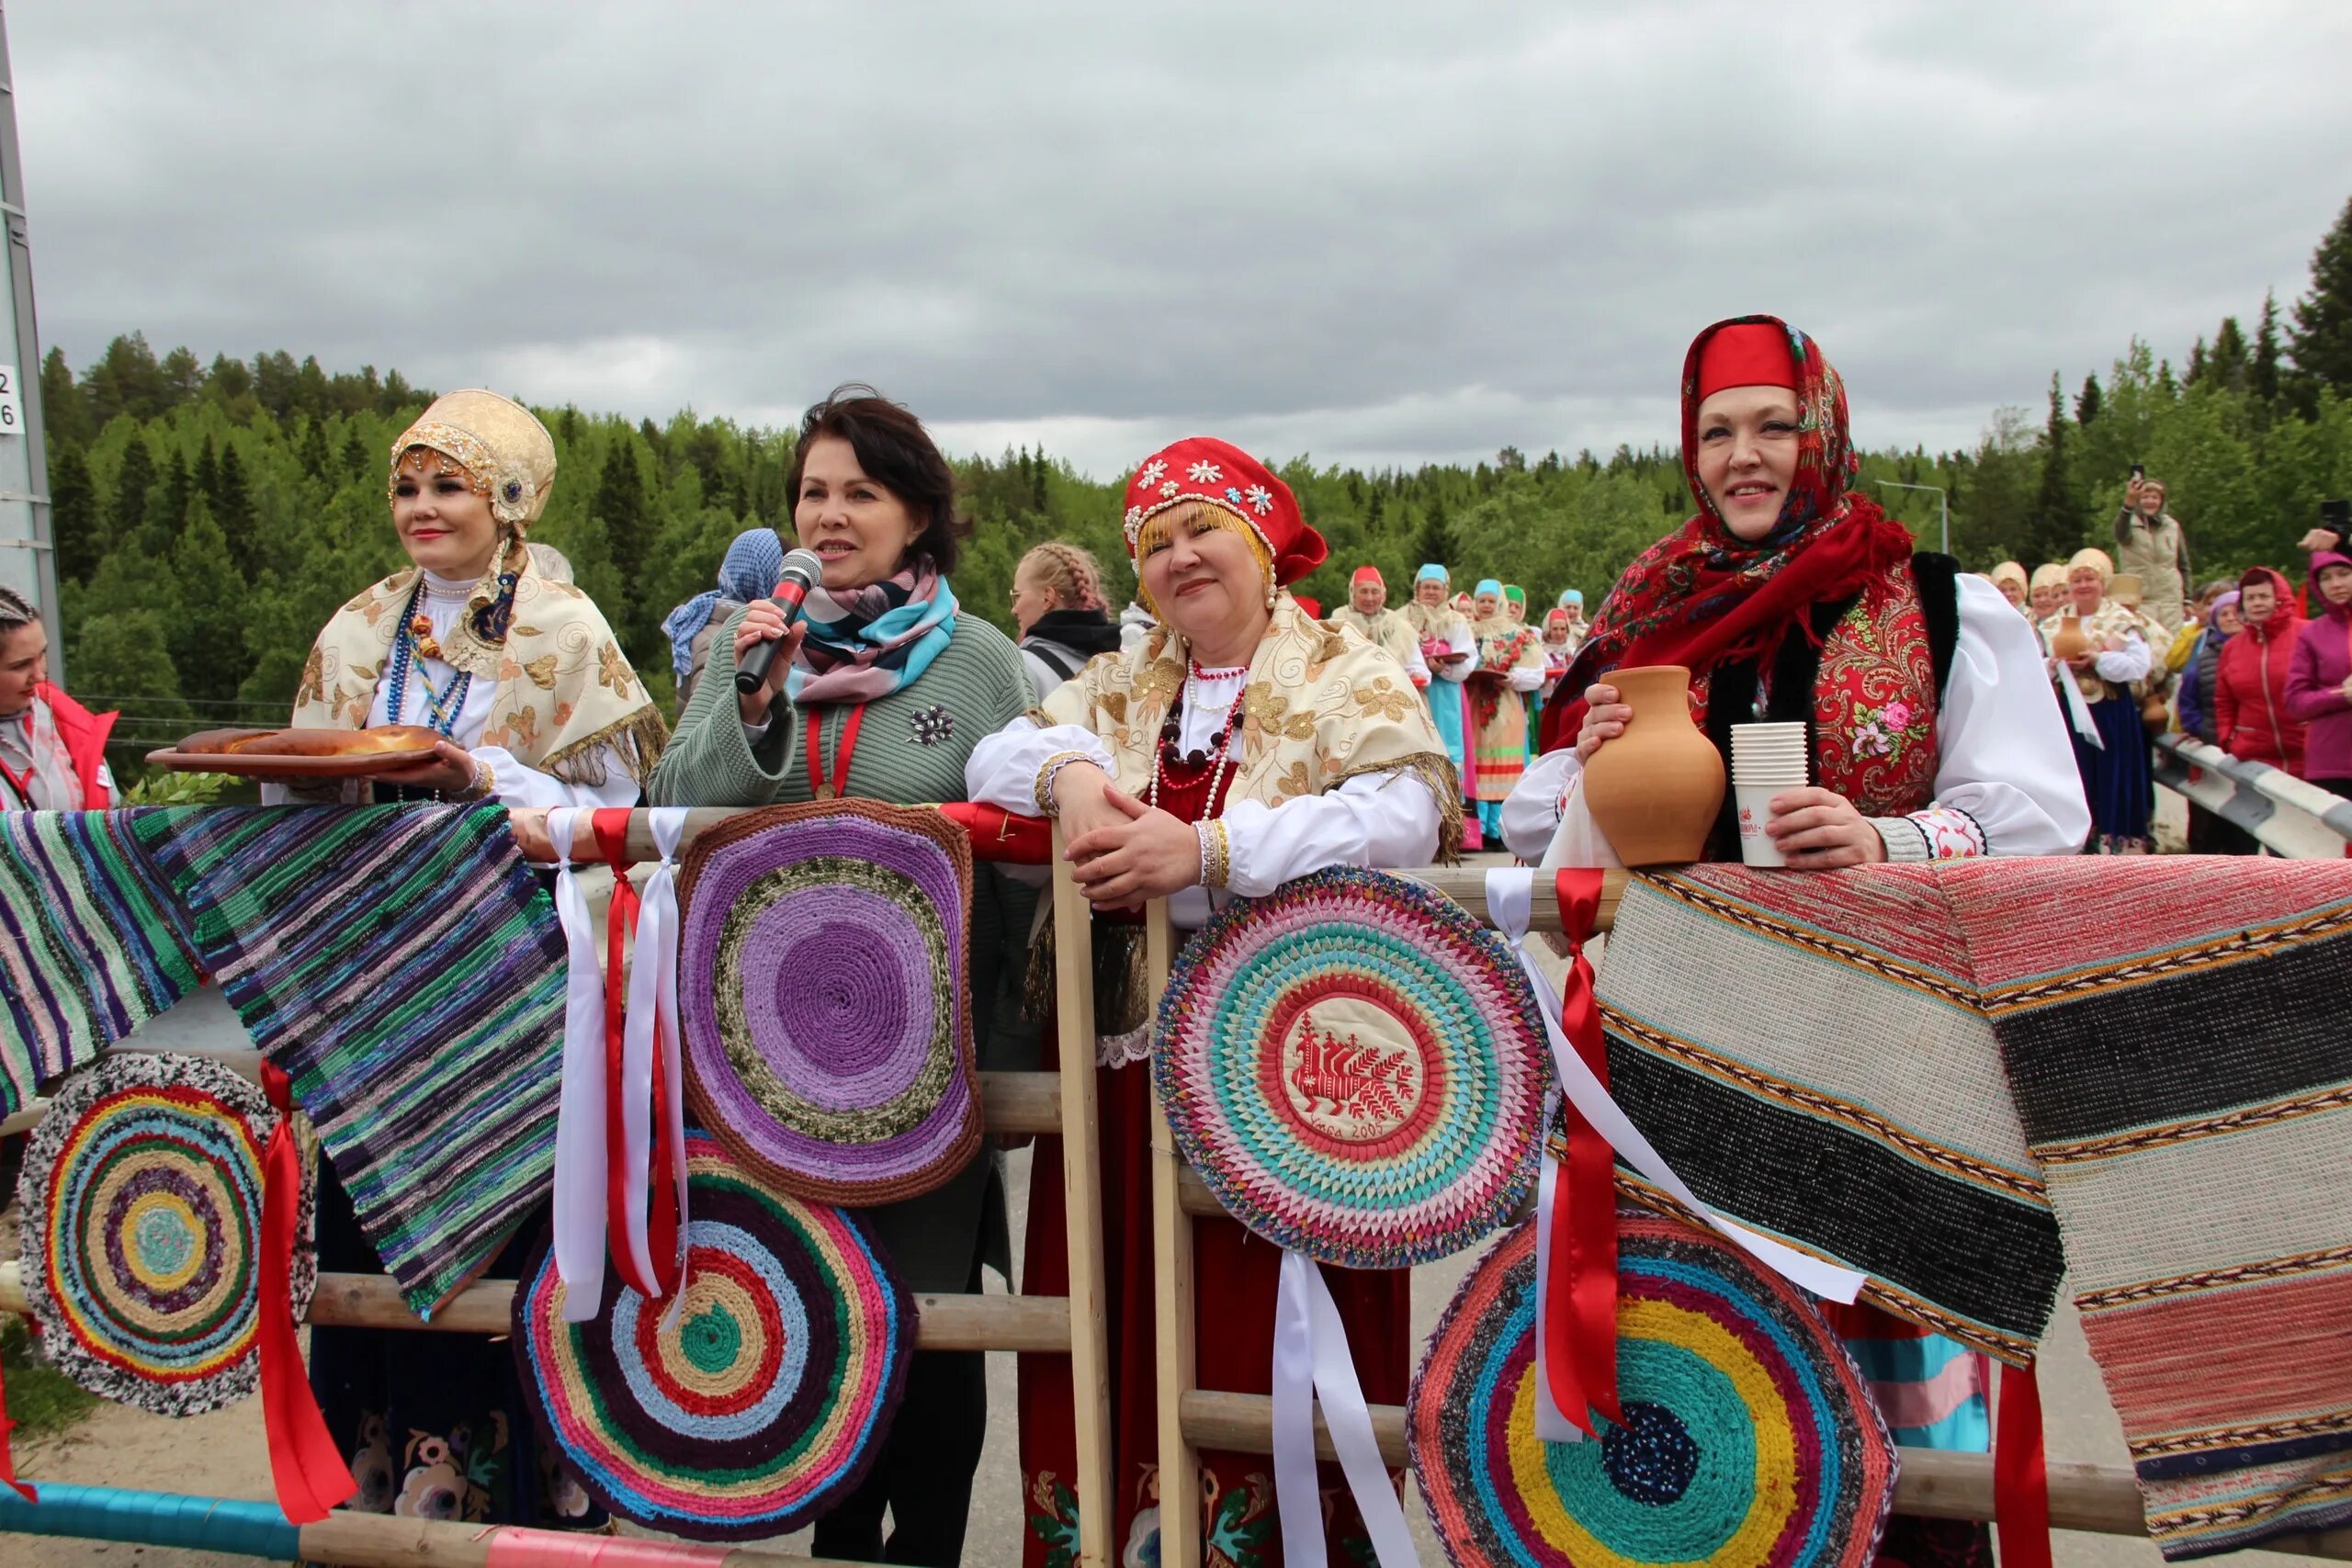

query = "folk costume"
287;390;666;809
1516;317;2087;868
647;532;1037;1567
1468;580;1544;838
967;436;1456;1567
2041;548;2161;853
1400;563;1477;839
1328;565;1430;688
0;682;119;809
291;391;666;1533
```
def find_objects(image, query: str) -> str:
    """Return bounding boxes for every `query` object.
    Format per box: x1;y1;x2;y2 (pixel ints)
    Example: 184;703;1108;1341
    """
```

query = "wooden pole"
1051;839;1116;1568
1145;898;1202;1568
1173;1391;2352;1556
0;1262;1071;1351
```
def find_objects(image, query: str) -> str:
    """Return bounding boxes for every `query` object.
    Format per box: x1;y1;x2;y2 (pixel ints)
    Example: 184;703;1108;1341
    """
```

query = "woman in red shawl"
1511;316;2086;867
1509;317;2086;1568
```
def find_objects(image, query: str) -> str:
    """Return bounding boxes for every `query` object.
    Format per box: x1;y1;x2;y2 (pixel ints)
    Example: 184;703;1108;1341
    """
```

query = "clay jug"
2049;615;2091;662
1581;665;1725;866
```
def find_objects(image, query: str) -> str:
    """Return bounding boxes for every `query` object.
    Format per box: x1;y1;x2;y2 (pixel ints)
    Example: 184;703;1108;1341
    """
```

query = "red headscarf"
1536;316;1917;754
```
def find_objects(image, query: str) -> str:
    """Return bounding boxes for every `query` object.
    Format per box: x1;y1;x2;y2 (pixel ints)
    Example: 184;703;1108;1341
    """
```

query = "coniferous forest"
40;194;2352;776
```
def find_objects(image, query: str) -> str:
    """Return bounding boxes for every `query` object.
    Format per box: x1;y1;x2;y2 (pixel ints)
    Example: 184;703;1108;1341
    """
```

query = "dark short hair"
786;384;968;575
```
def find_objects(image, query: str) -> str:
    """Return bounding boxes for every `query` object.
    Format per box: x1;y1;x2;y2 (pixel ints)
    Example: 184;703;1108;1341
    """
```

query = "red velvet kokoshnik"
1537;315;1917;755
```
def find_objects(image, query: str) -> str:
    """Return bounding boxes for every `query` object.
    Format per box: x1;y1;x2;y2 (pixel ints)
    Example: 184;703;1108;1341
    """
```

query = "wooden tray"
148;728;442;780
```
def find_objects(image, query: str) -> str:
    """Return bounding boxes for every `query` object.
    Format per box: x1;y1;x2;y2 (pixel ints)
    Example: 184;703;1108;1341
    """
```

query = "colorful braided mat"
677;801;981;1207
1154;866;1547;1269
1410;1213;1895;1568
16;1051;314;1416
511;1131;916;1541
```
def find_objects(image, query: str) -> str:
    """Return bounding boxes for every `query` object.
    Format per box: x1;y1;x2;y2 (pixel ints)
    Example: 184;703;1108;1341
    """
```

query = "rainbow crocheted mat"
16;1051;314;1416
677;801;982;1208
1409;1212;1895;1568
1155;865;1547;1269
511;1131;916;1541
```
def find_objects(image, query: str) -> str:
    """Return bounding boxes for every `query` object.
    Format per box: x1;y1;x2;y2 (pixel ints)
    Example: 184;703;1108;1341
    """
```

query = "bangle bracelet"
470;759;498;800
1199;820;1232;890
1034;750;1094;818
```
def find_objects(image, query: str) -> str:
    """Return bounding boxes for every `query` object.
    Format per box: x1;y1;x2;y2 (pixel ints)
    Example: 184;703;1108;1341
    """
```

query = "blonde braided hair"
1018;541;1110;614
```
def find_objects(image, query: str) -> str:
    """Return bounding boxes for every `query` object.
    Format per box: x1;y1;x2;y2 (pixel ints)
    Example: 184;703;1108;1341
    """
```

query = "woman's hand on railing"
507;807;556;863
1064;784;1204;908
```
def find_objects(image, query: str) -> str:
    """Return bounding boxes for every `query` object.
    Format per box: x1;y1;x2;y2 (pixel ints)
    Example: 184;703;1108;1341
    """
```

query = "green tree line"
40;194;2352;777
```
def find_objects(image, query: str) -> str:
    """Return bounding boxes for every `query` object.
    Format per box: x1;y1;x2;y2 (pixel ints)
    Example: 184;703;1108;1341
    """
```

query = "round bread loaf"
227;725;444;758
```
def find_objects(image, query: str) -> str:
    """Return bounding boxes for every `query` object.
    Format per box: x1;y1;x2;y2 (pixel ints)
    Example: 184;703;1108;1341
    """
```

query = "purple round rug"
678;801;981;1206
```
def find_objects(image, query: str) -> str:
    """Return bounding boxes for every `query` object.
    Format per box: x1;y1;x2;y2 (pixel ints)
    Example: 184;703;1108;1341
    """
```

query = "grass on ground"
2;1316;97;1440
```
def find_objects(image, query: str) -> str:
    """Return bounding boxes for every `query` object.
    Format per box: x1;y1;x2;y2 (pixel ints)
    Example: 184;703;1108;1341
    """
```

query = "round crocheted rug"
1154;865;1547;1269
511;1130;916;1541
1409;1212;1897;1568
678;801;981;1207
17;1051;313;1416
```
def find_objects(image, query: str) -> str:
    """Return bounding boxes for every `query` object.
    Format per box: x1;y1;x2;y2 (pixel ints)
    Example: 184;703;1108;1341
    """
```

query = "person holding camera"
2113;471;2189;636
2297;498;2351;557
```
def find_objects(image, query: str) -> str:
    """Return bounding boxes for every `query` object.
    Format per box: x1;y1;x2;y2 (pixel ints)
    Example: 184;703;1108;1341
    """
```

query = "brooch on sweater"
911;705;955;747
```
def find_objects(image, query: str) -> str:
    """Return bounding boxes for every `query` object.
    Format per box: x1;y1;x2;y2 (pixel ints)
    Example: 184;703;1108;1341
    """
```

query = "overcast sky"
10;1;2348;479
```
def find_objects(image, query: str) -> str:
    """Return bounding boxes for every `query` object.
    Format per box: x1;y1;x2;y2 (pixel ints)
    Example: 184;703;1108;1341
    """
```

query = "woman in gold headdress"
286;389;664;805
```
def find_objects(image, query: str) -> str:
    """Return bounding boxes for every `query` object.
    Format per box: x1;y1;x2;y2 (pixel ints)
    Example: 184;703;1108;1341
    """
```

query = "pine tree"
296;417;331;479
166;496;252;700
2253;289;2283;403
2286;194;2352;406
50;446;99;585
2208;317;2249;392
594;438;650;624
193;434;219;502
108;437;155;553
40;346;92;446
2075;372;2104;426
2022;374;2080;566
1417;495;1456;569
340;424;372;478
2184;336;2208;386
213;443;258;581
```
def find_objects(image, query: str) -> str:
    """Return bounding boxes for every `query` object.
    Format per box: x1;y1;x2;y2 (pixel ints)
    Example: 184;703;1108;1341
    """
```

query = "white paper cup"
1736;781;1800;866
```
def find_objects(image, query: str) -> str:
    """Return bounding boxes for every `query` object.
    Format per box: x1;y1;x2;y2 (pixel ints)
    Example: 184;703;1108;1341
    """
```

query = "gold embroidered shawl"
1036;592;1463;859
1329;605;1422;671
290;540;667;785
2040;600;2154;705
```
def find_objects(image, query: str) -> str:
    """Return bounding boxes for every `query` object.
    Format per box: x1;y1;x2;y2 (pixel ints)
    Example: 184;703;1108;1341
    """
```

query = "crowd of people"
0;313;2343;1565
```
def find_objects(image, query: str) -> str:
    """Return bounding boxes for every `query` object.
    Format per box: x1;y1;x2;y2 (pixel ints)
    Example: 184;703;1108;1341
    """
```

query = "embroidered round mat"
678;800;982;1207
17;1051;312;1416
1409;1213;1896;1568
512;1130;916;1540
1154;866;1547;1269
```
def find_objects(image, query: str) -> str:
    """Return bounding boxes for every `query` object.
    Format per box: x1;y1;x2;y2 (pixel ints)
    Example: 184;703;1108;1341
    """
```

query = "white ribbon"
549;808;610;1322
1485;868;1867;1306
616;808;691;1296
2059;666;2104;748
1272;1249;1421;1568
1531;1144;1586;1444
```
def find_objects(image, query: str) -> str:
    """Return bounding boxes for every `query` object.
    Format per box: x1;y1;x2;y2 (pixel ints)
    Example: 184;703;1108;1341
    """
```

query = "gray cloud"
12;0;2348;477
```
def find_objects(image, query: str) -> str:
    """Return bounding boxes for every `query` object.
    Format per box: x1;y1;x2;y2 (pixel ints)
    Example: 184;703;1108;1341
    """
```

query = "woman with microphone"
645;384;1036;1568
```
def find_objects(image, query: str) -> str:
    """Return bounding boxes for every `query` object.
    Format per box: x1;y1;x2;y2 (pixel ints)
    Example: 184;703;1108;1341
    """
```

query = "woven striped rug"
1598;864;2062;1366
130;805;566;1317
1948;855;2352;1560
0;810;200;1115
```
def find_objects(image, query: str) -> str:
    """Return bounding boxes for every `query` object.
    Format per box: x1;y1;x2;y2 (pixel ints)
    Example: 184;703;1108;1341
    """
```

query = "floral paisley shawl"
1035;592;1464;860
290;543;667;784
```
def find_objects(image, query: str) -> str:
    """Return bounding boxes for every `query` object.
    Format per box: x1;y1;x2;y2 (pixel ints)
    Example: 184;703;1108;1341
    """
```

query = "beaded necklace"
1148;670;1247;812
382;578;473;739
1187;656;1250;710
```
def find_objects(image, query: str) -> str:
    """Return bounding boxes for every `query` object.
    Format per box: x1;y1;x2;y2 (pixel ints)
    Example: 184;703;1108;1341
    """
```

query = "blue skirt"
2073;694;2154;847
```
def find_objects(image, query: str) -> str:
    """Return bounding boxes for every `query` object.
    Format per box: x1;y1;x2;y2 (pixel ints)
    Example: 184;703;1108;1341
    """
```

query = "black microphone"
734;548;827;695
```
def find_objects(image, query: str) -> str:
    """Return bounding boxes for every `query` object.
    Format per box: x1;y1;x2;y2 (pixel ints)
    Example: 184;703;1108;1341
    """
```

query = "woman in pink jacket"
2215;565;2306;775
2287;549;2352;795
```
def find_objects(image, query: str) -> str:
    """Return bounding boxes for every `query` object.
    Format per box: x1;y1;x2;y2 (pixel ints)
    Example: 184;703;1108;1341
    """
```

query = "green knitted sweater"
647;606;1039;1290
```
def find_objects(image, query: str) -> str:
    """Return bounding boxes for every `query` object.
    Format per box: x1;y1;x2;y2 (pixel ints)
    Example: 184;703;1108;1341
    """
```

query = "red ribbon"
933;802;1052;864
0;1329;33;1502
591;809;680;1302
1546;867;1622;1435
257;1062;356;1524
1996;1359;2053;1568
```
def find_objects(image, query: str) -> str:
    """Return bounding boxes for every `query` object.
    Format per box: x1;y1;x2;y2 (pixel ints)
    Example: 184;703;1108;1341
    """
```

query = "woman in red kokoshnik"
967;437;1455;1565
1509;317;2087;1568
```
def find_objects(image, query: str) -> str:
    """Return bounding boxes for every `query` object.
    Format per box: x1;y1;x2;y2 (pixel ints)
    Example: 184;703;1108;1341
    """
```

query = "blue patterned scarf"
786;557;960;705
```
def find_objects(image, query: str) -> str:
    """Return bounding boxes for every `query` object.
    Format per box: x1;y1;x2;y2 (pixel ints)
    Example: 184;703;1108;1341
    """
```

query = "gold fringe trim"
1325;750;1464;864
540;705;672;787
1023;910;1150;1037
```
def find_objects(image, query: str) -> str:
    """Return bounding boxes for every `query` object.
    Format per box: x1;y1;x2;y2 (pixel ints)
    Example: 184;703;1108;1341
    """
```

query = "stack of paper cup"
1730;723;1810;867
